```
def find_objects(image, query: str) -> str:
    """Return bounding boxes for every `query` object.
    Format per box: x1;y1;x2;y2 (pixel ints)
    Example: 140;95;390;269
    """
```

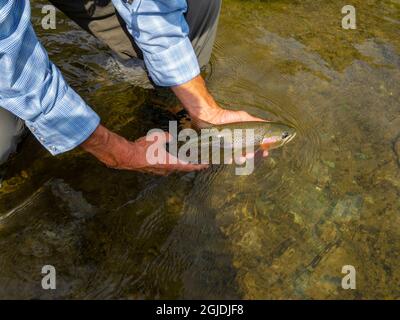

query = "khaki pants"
0;0;221;165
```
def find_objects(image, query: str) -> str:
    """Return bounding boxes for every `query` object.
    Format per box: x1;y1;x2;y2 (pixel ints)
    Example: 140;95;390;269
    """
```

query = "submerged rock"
331;194;363;223
48;179;97;219
311;161;331;188
373;161;400;189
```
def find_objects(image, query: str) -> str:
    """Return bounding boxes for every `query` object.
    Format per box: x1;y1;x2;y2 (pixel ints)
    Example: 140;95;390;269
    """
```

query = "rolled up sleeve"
0;0;100;155
112;0;200;87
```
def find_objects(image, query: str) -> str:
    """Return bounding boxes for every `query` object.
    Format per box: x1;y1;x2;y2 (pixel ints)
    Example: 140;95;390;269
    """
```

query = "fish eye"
282;131;289;139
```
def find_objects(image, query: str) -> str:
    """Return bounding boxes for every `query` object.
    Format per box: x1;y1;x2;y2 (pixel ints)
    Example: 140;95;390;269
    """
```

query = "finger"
236;156;247;165
169;163;209;172
166;151;208;169
166;152;190;166
245;152;255;159
149;170;169;176
263;150;269;157
164;152;209;170
141;167;170;176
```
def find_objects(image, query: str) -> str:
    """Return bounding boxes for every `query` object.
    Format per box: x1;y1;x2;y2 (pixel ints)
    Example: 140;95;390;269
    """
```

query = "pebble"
331;194;363;222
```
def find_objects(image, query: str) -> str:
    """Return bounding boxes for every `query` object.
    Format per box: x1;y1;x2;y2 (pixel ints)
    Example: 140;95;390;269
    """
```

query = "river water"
0;0;399;299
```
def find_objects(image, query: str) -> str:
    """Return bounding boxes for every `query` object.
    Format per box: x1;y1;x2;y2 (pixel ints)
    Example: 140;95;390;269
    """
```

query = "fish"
175;121;296;164
187;121;296;149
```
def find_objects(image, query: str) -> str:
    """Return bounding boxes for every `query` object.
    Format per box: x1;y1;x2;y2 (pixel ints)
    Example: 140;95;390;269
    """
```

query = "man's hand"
172;75;264;124
81;125;207;175
172;75;269;158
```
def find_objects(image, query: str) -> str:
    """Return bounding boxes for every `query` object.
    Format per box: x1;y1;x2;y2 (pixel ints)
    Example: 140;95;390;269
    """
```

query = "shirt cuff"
143;37;200;87
25;86;100;156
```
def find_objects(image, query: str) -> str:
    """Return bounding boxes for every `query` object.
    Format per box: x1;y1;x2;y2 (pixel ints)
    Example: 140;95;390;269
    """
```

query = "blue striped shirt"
112;0;200;87
0;0;199;155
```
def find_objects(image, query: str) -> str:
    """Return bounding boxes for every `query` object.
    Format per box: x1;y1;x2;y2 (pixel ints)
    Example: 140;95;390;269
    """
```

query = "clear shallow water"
0;0;399;299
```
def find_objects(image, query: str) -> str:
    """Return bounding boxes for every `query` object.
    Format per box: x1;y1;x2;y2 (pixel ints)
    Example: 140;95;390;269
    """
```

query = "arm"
0;0;204;174
0;0;99;155
114;0;264;126
172;75;264;126
113;0;200;87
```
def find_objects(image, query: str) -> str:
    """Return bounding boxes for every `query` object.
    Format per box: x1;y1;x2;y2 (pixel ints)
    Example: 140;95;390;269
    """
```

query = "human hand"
81;125;207;175
171;76;270;161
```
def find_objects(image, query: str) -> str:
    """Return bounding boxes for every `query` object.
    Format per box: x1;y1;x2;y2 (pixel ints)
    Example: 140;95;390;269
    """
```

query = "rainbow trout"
183;121;296;152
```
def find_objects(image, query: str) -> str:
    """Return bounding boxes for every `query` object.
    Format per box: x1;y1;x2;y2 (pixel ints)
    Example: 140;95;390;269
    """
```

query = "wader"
0;0;221;165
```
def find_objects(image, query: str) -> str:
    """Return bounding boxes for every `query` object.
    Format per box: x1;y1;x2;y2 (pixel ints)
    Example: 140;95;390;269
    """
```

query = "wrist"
81;124;128;168
172;75;223;123
189;102;223;124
